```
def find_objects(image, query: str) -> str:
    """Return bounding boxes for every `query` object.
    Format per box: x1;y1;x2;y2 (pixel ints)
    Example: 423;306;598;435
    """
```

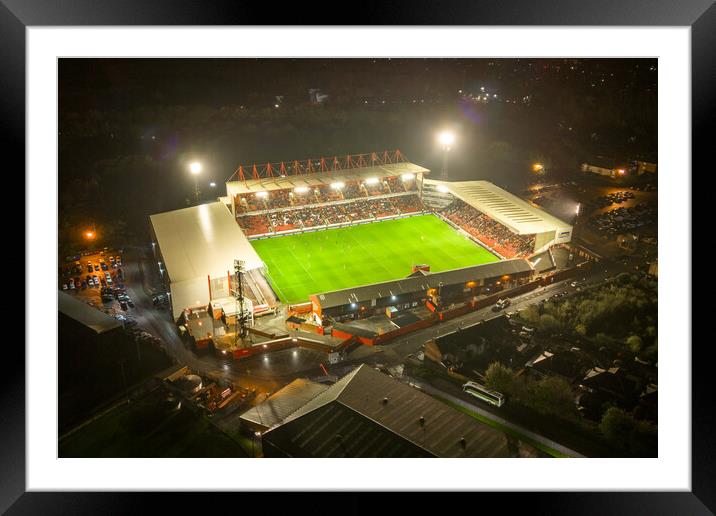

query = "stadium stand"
442;199;536;258
233;175;418;217
236;193;426;236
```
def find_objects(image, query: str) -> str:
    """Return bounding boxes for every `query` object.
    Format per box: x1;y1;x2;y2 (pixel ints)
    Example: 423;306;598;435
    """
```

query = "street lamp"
189;161;202;204
437;131;455;181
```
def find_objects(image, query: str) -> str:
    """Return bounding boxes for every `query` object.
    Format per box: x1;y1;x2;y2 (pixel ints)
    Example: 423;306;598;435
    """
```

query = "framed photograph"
7;0;710;512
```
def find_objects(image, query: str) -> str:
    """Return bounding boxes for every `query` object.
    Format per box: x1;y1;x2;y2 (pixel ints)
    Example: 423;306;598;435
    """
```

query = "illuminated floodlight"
294;186;309;194
438;131;455;147
209;182;216;188
532;163;544;173
401;173;415;181
331;182;345;190
365;177;379;185
576;203;581;215
189;161;202;175
437;184;450;193
256;191;268;198
616;168;626;176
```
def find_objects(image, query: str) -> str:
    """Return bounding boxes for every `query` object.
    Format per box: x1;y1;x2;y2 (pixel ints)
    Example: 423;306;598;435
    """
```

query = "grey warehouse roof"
239;378;329;430
149;201;263;283
261;364;522;458
312;258;533;309
58;291;122;334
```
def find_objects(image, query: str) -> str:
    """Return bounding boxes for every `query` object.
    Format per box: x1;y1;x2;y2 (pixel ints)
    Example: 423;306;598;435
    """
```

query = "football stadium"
149;150;572;344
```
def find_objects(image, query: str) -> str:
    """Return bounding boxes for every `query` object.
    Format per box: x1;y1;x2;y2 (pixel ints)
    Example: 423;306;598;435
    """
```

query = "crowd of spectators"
234;174;418;214
236;194;424;236
442;199;535;258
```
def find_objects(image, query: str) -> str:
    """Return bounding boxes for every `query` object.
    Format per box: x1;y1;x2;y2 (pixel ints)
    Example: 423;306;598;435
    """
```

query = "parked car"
115;255;122;266
62;283;68;290
119;300;128;311
68;279;75;289
492;298;511;311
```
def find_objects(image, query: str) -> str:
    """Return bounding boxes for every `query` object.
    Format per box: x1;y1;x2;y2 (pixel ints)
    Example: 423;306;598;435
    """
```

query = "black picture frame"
5;0;710;513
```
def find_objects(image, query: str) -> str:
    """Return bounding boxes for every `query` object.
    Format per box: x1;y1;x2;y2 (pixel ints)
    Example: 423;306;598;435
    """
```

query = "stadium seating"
442;199;535;258
233;174;419;216
236;192;426;236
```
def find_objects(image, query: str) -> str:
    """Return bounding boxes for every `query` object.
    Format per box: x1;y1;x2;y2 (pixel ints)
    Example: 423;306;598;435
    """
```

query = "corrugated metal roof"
239;378;329;430
226;162;429;196
263;365;515;458
149;201;263;284
313;259;533;309
58;291;122;334
425;179;572;235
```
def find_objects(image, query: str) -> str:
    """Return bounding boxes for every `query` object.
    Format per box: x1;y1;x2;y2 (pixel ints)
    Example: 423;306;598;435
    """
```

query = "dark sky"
58;58;657;246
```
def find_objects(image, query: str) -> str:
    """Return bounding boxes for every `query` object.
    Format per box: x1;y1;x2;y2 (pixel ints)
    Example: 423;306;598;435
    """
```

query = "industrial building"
58;290;123;337
258;364;539;457
149;201;264;320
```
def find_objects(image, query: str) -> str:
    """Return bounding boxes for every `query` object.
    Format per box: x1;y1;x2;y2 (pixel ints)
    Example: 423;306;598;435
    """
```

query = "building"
422;179;573;254
239;378;330;433
58;291;123;337
426;315;530;377
259;364;539;457
149;201;264;320
310;258;534;321
580;160;629;179
633;160;657;176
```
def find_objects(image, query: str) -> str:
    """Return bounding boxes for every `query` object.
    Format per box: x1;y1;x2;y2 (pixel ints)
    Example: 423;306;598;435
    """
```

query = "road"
122;247;282;394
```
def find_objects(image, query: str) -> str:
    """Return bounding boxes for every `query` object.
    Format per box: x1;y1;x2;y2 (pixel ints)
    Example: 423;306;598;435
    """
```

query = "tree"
538;314;560;333
527;376;575;418
600;407;657;457
626;335;643;354
600;406;634;443
484;362;514;395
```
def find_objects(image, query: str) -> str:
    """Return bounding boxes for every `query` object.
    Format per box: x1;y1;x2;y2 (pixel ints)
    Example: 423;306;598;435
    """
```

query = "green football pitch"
250;214;499;304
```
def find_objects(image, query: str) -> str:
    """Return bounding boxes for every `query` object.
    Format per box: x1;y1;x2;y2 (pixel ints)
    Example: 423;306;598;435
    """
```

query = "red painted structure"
227;150;407;182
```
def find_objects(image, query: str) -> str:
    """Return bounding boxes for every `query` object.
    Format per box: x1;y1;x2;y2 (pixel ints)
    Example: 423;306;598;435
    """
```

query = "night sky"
58;58;657;251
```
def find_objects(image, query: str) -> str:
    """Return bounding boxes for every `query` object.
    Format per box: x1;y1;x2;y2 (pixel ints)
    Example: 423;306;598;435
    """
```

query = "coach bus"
462;381;505;408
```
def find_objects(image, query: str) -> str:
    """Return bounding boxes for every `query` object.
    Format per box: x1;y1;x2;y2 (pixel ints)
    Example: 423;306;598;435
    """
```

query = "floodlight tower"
233;259;250;346
438;131;455;181
189;161;202;204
